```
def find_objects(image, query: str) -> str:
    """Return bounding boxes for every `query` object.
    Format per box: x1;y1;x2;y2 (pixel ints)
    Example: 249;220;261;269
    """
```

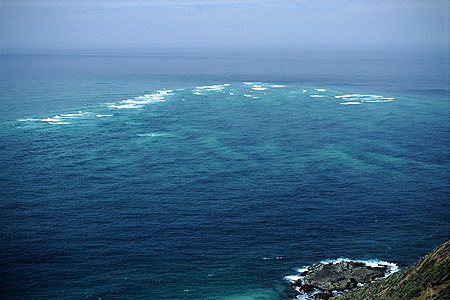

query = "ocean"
0;48;449;300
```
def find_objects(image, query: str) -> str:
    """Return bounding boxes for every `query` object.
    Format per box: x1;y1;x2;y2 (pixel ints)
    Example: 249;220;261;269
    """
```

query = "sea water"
0;48;449;299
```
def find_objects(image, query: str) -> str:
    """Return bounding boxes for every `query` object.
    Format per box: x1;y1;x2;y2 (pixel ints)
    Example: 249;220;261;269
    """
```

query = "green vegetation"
331;240;450;300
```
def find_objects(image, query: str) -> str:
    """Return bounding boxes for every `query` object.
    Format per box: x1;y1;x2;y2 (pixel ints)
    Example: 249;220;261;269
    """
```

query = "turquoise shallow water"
0;49;449;299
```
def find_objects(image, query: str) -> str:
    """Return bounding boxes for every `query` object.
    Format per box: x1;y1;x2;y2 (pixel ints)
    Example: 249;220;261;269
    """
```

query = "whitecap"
60;113;83;117
315;88;326;92
108;104;142;109
302;90;308;93
48;122;70;125
40;118;62;122
137;133;165;137
363;100;394;103
335;94;360;99
193;92;202;95
157;89;173;95
96;114;113;117
195;84;229;92
18;118;39;122
243;94;252;97
270;85;285;88
284;274;302;282
340;102;361;105
252;87;267;91
310;95;324;98
195;85;222;90
229;92;234;95
121;99;148;104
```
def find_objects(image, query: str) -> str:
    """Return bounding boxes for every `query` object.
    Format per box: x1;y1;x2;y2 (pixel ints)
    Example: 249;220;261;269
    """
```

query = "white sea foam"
252;87;267;91
121;99;148;104
137;133;165;137
96;114;113;117
55;115;79;119
284;274;302;281
302;90;308;93
318;258;399;276
285;258;397;284
363;100;393;103
40;118;62;122
243;94;252;98
48;121;70;125
108;104;142;109
193;92;202;95
270;85;285;88
315;88;326;92
60;113;83;117
335;94;360;99
229;92;234;95
340;102;361;105
310;95;324;98
158;89;173;95
196;85;223;90
243;82;254;85
18;118;39;122
285;258;399;299
335;94;394;104
107;90;170;110
335;93;395;105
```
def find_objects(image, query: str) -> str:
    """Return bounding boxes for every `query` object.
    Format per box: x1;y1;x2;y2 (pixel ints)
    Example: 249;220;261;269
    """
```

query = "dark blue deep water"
0;48;449;299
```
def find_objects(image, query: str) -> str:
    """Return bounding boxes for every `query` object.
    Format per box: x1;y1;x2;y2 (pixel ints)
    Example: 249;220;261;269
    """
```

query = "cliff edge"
331;240;450;300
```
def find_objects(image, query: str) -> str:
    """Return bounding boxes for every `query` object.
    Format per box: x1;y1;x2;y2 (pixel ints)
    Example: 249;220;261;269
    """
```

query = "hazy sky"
0;0;448;51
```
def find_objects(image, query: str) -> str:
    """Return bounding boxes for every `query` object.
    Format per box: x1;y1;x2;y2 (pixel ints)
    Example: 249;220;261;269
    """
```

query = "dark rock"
313;291;335;300
293;260;387;292
331;240;450;300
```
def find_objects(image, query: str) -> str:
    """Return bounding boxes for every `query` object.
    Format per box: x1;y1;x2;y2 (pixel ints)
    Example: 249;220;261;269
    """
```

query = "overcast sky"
0;0;448;51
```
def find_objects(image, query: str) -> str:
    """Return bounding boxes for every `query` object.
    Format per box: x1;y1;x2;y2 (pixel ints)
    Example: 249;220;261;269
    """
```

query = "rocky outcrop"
291;260;387;299
331;240;450;300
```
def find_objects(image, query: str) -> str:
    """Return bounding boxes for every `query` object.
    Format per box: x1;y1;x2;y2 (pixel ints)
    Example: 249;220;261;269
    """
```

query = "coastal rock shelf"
286;240;450;300
290;260;388;299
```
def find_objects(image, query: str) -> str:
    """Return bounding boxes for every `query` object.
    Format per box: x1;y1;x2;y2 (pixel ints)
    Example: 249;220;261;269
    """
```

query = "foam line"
18;118;39;122
108;104;142;109
40;118;62;122
335;94;360;98
60;113;83;117
363;100;393;103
